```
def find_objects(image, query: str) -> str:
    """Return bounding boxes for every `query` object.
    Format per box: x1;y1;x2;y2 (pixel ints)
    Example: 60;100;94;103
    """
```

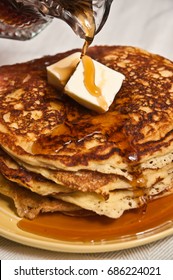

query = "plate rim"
1;226;173;253
1;196;173;253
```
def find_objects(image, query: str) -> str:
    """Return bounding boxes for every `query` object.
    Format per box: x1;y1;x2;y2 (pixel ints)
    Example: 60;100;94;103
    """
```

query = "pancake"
0;45;173;219
16;157;173;195
0;147;132;195
0;46;173;175
1;145;173;218
1;141;172;197
0;173;81;219
1;165;172;218
57;173;173;218
0;148;72;196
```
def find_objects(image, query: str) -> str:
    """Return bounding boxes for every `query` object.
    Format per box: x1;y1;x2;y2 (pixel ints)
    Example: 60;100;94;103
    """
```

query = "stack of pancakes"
0;46;173;219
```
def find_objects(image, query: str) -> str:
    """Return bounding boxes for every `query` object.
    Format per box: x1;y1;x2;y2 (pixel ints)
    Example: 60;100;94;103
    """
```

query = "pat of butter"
65;55;125;113
47;52;125;113
47;52;81;88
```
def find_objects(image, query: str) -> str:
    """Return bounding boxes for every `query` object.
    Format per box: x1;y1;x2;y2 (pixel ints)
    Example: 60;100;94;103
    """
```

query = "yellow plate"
1;195;173;253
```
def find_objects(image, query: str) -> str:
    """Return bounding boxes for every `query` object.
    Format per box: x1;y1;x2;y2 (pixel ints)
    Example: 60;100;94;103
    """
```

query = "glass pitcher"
0;0;113;42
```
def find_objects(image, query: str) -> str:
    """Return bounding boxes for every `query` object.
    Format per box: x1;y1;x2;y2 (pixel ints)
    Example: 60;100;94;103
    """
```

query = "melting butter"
47;52;125;113
65;54;125;113
47;52;81;88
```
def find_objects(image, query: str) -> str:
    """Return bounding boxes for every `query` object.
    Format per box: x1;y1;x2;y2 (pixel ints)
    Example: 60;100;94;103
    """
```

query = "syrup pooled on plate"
18;194;173;243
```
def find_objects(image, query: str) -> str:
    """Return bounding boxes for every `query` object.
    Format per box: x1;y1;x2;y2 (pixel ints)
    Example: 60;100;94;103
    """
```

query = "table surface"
1;0;173;260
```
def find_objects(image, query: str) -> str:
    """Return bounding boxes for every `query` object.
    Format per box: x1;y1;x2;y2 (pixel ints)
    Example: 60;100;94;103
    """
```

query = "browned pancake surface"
0;46;173;172
0;173;81;219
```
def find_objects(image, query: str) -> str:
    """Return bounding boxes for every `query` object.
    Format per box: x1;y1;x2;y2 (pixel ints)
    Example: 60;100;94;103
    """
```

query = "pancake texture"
0;45;173;219
0;173;81;219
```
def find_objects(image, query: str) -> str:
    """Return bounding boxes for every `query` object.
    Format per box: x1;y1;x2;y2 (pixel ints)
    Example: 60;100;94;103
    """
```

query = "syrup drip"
78;6;108;109
81;39;91;57
82;55;101;97
82;55;108;110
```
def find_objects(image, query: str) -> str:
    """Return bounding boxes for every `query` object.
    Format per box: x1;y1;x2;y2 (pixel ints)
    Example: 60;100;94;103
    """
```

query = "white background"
1;0;173;66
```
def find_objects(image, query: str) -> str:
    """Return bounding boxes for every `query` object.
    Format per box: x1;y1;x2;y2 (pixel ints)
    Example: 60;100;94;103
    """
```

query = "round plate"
1;195;173;253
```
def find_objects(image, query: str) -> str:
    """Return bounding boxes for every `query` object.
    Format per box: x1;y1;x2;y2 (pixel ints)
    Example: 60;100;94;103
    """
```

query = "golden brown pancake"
0;173;81;219
0;145;173;218
1;144;172;198
1;165;172;219
0;45;173;218
0;148;72;195
0;46;173;174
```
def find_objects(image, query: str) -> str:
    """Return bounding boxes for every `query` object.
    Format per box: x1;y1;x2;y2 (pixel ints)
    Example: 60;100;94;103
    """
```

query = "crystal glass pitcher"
0;0;113;41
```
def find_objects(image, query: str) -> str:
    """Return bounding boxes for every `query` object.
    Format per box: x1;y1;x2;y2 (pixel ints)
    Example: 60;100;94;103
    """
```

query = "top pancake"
0;46;173;173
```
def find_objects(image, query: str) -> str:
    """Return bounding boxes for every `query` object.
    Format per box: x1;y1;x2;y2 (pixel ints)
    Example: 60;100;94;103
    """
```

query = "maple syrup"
81;39;92;57
1;1;113;41
82;55;102;97
17;194;173;242
81;55;108;110
31;107;139;168
31;110;134;157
